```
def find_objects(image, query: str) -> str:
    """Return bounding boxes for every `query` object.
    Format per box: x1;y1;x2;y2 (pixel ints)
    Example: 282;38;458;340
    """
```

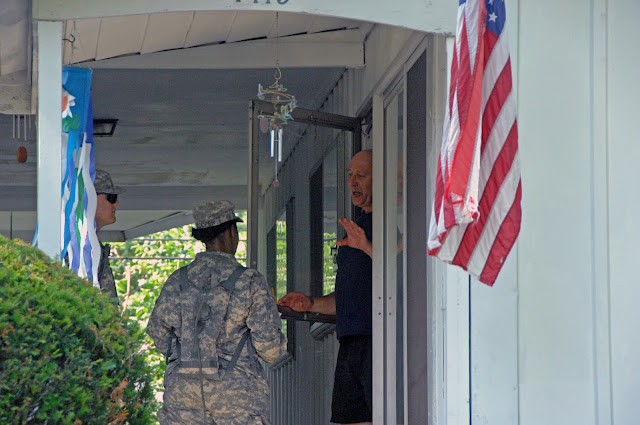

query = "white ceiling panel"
95;15;149;60
226;11;275;43
184;11;237;48
63;19;101;64
140;12;194;54
0;0;29;76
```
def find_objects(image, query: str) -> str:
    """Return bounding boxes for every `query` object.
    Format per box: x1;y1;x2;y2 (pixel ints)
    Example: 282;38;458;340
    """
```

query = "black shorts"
331;335;372;424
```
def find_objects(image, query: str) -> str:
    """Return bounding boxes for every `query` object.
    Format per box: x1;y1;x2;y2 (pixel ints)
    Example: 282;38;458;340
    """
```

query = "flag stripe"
482;31;510;111
479;181;522;284
448;2;486;203
482;61;513;150
437;88;517;261
448;48;484;203
441;91;517;263
465;147;520;277
456;17;473;130
452;122;518;268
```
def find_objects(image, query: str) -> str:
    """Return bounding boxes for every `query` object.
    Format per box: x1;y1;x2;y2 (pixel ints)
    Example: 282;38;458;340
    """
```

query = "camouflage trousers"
159;376;270;425
157;405;269;425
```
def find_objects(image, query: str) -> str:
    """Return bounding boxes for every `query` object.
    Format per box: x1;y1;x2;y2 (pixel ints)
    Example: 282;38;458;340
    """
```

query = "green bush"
0;235;158;424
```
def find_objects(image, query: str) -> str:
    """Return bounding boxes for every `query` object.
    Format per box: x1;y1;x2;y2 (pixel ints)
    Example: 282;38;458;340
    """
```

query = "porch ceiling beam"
0;185;248;211
32;0;456;35
77;40;364;70
0;71;32;115
121;211;194;241
0;84;31;115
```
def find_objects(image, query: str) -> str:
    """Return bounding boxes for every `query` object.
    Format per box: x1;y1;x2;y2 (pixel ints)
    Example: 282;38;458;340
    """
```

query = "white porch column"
36;20;63;258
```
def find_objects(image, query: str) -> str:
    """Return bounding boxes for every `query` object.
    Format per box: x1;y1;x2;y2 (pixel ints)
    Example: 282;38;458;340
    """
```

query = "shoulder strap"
220;266;258;376
221;265;247;293
179;264;245;292
225;330;258;376
178;265;190;291
227;331;250;373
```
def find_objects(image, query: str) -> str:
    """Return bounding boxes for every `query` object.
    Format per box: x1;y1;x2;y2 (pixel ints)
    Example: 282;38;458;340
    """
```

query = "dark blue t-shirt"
335;212;372;340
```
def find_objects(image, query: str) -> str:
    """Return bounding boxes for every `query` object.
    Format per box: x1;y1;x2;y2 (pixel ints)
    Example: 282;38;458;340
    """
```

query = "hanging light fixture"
257;12;297;187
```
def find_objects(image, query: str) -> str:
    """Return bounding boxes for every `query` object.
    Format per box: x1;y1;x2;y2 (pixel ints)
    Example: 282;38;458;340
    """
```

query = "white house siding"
518;0;600;421
516;0;639;424
608;0;640;423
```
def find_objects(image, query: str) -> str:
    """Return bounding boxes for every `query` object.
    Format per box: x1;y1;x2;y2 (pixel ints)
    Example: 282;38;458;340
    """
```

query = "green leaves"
0;235;158;424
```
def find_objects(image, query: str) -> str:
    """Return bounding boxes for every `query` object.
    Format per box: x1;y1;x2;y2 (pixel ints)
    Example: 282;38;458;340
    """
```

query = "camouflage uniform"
147;200;286;425
97;242;118;300
94;169;125;303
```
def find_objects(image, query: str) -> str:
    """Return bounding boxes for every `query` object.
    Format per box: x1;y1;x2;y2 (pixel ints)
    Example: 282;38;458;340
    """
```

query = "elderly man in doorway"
94;169;125;302
278;149;374;425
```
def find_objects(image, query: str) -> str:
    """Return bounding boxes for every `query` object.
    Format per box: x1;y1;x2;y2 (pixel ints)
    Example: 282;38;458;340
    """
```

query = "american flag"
427;0;521;286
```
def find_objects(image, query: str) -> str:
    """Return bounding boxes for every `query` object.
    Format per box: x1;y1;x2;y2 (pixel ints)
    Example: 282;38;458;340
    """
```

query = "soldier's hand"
277;292;313;312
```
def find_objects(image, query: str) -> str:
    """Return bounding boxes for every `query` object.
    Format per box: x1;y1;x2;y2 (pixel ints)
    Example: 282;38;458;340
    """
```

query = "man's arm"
278;291;336;315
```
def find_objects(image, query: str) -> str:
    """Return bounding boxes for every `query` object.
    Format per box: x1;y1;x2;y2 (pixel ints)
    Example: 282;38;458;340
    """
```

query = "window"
322;146;338;295
310;144;340;297
267;206;295;353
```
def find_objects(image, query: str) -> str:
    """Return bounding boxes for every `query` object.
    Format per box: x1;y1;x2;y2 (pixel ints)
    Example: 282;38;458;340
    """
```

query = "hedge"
0;235;158;424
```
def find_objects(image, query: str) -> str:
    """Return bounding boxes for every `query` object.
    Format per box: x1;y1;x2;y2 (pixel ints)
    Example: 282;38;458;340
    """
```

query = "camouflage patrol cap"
94;169;126;194
193;200;243;229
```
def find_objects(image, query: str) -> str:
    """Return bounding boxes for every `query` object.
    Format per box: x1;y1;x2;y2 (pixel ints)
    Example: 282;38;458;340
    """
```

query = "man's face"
348;151;373;213
95;193;119;231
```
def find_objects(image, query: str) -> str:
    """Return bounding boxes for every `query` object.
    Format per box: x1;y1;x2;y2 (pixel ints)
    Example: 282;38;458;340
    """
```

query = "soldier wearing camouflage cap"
147;200;286;425
94;169;125;302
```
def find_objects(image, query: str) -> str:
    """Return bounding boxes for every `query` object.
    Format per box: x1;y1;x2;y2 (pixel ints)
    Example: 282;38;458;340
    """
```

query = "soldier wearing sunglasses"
94;169;125;302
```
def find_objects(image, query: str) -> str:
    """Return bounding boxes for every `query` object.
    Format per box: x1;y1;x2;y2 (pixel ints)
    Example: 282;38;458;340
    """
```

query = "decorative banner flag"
427;0;521;286
60;67;101;287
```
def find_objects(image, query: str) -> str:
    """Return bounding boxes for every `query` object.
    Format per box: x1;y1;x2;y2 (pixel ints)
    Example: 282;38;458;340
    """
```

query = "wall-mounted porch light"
93;119;118;137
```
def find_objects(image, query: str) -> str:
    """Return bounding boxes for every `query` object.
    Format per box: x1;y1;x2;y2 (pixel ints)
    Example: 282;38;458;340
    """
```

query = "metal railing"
267;326;338;425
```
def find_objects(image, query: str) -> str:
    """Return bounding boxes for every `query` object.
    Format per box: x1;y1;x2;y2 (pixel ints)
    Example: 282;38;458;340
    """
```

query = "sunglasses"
98;193;118;204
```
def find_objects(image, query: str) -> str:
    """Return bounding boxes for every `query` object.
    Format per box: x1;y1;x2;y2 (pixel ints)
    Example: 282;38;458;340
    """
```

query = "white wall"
607;0;640;423
518;0;597;420
515;0;640;424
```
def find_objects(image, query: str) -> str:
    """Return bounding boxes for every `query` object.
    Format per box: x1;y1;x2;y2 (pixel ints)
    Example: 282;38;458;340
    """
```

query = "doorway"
248;99;361;424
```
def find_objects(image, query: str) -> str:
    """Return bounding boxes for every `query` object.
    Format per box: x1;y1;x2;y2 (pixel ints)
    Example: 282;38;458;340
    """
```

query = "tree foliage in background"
275;220;287;301
0;235;157;425
323;233;337;294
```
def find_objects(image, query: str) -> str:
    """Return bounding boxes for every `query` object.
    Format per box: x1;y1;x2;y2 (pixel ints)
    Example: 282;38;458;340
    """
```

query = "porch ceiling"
0;8;371;242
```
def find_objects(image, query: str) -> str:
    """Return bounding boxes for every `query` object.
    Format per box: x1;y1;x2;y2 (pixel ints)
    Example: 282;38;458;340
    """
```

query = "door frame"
371;36;451;425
